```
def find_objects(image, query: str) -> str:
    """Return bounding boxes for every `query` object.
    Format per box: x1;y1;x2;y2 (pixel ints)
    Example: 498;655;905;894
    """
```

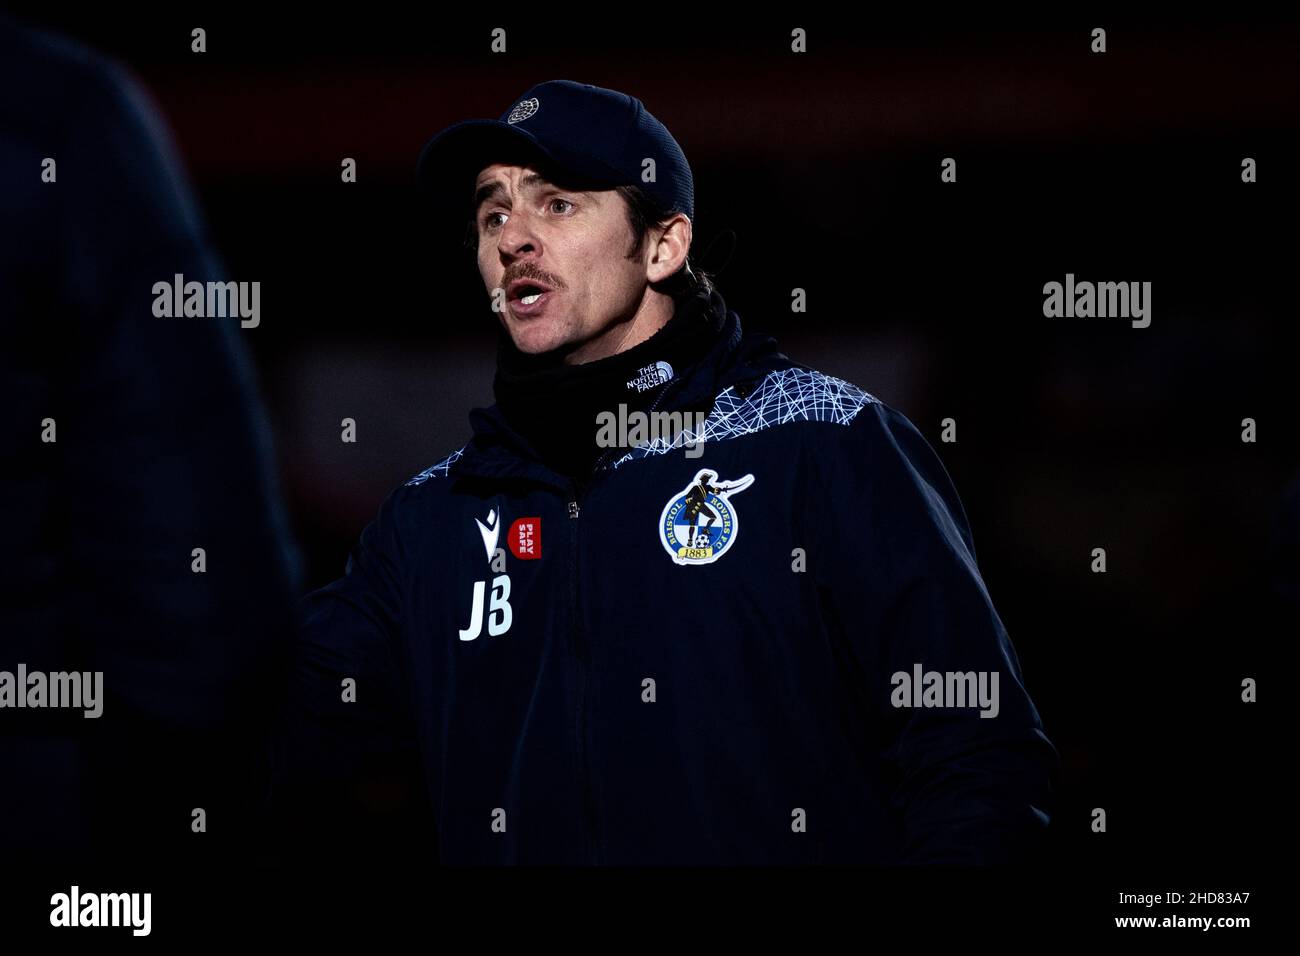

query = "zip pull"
568;500;580;519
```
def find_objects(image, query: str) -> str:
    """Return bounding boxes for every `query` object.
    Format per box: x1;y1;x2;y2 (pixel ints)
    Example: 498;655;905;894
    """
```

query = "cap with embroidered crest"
415;79;694;233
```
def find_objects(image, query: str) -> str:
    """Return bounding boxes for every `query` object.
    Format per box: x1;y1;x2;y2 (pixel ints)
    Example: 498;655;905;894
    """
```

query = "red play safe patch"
508;517;541;560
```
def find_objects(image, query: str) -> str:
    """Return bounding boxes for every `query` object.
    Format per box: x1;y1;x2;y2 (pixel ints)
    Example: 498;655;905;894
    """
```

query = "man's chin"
505;320;575;359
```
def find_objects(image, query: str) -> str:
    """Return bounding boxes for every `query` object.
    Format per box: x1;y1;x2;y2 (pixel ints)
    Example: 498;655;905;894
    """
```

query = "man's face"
473;162;649;357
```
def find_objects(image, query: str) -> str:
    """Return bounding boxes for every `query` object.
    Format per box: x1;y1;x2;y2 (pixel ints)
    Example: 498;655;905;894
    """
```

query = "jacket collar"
450;303;783;492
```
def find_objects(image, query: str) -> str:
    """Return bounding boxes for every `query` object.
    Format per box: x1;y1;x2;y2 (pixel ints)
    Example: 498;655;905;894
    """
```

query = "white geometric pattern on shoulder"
607;366;880;470
404;445;467;486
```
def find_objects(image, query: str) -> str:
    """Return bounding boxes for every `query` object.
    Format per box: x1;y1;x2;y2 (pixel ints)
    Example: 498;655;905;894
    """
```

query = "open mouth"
509;282;552;304
507;281;556;316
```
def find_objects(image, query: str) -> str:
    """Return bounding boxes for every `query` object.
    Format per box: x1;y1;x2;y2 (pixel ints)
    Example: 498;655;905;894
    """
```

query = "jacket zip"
567;376;686;865
566;370;704;865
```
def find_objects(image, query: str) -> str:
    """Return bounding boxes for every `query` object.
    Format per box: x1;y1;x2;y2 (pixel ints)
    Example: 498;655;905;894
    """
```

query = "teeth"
520;292;542;305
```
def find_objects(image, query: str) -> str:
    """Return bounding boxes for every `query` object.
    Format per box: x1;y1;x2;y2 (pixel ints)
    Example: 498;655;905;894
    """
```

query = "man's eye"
482;199;571;230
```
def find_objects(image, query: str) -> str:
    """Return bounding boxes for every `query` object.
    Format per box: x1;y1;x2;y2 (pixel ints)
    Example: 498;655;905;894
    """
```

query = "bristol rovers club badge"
659;469;755;565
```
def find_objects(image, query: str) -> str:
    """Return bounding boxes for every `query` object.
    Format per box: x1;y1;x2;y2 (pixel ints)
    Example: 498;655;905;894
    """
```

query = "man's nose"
497;208;540;259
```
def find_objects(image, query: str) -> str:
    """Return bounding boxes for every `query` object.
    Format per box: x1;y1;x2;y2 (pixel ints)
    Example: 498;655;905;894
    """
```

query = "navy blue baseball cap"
416;79;694;233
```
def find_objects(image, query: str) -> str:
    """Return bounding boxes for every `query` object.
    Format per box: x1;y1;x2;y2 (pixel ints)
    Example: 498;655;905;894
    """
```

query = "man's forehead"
473;162;605;194
474;164;548;189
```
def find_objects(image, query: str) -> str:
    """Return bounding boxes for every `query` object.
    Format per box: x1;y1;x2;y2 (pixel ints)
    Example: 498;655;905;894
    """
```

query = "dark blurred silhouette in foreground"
0;15;300;869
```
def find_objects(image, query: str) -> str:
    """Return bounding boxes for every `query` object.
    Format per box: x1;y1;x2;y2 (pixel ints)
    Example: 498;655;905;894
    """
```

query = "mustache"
502;266;564;289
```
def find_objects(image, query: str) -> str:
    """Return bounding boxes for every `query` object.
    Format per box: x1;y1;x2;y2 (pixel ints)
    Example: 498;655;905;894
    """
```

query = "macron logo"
475;508;500;562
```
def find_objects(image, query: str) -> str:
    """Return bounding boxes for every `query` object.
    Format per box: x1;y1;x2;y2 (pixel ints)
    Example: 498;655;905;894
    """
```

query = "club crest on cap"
507;98;539;124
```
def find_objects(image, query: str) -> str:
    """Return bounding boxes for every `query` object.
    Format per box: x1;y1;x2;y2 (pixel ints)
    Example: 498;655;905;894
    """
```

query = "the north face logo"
507;98;539;124
626;361;674;393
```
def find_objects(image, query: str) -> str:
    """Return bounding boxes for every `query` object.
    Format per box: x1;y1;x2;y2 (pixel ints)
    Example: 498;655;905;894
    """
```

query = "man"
274;79;1059;864
0;14;300;867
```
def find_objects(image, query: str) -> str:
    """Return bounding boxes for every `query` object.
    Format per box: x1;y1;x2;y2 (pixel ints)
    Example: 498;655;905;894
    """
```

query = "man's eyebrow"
472;172;578;214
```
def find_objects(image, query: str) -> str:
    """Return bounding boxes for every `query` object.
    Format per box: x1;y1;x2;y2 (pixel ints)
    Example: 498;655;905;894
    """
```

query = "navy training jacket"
275;304;1060;865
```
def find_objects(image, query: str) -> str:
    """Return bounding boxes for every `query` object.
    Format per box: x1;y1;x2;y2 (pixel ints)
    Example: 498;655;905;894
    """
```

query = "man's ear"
646;213;692;284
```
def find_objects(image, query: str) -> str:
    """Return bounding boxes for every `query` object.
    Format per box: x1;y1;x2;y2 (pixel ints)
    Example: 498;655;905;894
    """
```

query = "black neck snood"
492;286;727;479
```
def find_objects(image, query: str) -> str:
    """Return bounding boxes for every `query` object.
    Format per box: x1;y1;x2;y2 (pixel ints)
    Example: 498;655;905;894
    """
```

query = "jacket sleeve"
819;400;1060;864
270;484;429;859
